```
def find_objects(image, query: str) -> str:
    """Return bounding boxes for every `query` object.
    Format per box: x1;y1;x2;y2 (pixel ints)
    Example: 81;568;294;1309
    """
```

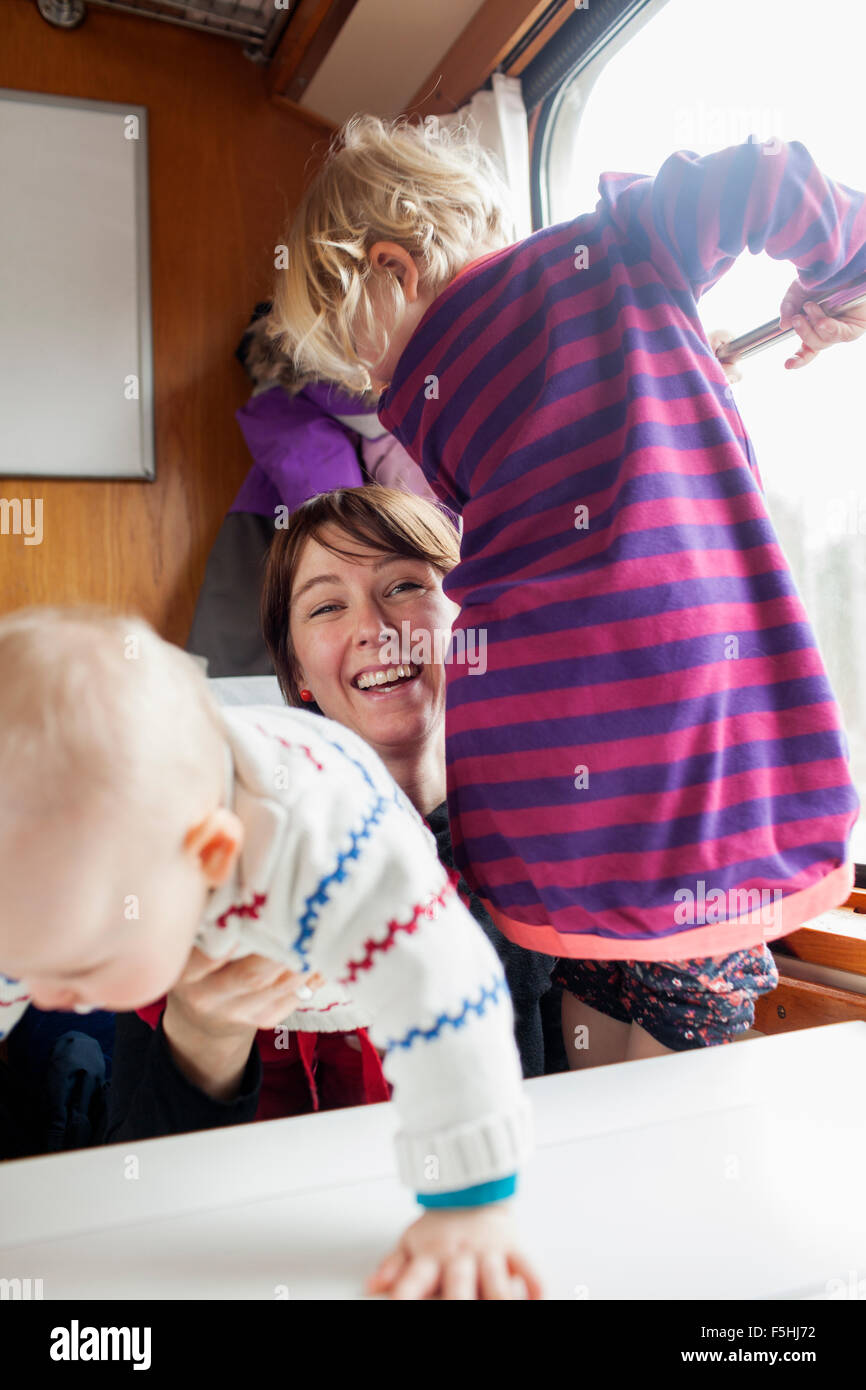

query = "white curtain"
438;72;533;241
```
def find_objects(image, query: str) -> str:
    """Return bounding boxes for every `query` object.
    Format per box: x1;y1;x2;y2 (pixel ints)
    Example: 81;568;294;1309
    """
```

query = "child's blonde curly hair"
268;114;515;395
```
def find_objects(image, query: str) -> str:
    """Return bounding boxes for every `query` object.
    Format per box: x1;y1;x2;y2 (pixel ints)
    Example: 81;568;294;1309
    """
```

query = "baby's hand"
779;280;866;370
367;1203;542;1300
708;328;742;384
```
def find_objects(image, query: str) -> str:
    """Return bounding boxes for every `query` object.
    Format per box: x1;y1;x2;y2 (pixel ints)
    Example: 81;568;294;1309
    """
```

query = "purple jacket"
231;381;431;516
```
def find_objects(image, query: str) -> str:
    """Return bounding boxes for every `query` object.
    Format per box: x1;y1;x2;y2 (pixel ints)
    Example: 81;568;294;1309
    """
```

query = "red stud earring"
299;689;314;703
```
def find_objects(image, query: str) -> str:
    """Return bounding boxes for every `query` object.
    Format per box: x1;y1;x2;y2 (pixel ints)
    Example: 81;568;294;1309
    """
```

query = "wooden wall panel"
0;0;329;644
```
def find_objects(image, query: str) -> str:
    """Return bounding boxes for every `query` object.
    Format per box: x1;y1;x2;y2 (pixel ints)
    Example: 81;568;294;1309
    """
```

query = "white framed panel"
0;89;154;479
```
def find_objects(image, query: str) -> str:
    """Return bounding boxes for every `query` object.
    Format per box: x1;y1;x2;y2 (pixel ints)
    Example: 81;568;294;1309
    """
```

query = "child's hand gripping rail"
715;274;866;363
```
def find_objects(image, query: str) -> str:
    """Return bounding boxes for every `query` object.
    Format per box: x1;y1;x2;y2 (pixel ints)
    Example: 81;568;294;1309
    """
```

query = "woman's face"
288;525;459;756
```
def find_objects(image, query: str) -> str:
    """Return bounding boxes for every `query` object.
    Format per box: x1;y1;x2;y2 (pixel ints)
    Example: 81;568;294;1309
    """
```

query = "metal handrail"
714;275;866;363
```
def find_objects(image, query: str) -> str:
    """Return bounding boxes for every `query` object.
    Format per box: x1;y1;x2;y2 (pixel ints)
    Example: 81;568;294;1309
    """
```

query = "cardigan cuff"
395;1096;533;1195
417;1174;517;1208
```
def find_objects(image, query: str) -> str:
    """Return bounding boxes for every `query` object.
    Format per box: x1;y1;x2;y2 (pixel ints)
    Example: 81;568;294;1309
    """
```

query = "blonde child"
0;607;539;1300
269;118;865;1062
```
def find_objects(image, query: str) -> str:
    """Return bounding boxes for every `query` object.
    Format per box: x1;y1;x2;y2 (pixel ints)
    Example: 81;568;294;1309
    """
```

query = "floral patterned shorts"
553;946;779;1050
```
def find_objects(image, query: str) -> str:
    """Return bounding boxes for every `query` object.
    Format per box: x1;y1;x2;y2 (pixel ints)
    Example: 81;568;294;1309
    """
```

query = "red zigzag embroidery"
215;892;268;930
255;723;324;772
340;871;461;986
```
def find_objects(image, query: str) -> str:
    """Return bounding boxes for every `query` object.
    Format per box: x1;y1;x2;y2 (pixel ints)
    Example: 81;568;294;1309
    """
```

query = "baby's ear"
185;809;244;886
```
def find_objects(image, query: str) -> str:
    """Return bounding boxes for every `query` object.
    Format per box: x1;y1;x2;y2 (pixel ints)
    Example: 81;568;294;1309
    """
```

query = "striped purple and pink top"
378;139;864;961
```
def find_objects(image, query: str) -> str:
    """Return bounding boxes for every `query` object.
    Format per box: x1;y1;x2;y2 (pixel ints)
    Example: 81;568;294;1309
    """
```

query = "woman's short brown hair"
261;485;461;707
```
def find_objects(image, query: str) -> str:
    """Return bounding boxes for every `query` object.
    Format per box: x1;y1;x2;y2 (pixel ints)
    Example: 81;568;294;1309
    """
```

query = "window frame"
529;0;669;229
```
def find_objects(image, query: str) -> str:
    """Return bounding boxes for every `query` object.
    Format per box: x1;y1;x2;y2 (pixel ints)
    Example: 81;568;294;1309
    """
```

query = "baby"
0;606;538;1301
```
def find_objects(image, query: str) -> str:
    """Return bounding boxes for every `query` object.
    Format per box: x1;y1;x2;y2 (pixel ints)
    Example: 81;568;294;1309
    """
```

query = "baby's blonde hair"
0;607;227;834
269;113;515;394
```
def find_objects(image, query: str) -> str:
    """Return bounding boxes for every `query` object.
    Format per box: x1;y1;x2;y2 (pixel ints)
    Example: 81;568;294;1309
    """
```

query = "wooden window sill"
776;890;866;977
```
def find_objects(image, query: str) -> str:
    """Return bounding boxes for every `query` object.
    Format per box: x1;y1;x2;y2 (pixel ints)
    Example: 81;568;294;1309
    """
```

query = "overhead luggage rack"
35;0;294;60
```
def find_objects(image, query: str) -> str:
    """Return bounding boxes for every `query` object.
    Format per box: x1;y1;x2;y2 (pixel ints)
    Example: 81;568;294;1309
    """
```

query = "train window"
534;0;866;867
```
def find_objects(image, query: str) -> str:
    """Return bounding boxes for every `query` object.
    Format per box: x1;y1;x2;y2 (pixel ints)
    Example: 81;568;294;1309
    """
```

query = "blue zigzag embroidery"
292;732;390;957
314;730;378;792
386;975;508;1052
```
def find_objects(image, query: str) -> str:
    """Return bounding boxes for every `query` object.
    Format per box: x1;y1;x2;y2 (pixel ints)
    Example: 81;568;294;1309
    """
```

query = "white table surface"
1;1022;864;1300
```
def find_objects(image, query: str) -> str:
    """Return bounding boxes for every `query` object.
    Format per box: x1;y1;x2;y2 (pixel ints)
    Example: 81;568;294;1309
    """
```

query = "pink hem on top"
482;860;855;963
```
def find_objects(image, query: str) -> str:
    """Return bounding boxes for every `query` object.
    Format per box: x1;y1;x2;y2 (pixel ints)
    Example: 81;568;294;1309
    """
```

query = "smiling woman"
258;483;556;1065
261;486;464;811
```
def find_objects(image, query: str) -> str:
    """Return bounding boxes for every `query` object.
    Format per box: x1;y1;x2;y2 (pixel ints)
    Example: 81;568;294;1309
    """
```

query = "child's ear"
184;809;244;886
368;241;419;302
